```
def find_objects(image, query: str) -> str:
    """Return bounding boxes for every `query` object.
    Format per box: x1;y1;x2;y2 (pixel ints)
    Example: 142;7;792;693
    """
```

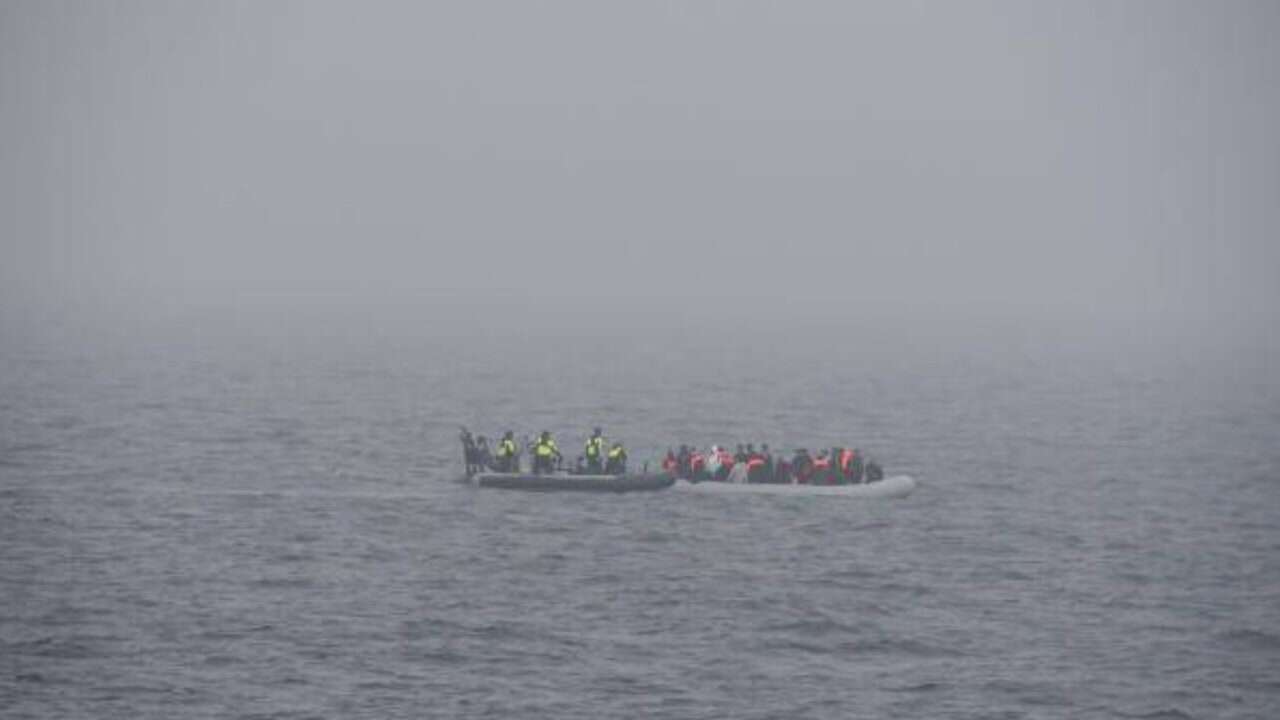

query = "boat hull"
673;475;915;498
471;472;675;493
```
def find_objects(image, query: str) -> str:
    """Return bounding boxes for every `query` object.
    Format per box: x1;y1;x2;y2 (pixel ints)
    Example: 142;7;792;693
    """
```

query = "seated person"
605;442;628;475
865;459;884;482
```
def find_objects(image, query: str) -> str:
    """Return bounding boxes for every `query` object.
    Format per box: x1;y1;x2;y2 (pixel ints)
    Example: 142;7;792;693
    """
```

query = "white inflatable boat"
672;475;915;498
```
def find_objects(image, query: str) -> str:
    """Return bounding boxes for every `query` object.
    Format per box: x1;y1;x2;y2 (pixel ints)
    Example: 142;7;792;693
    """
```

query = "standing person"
495;431;520;473
677;445;691;478
761;443;774;483
849;449;865;484
605;441;628;475
773;454;792;484
830;447;844;485
746;447;766;483
475;436;492;472
838;447;854;484
661;448;678;475
734;444;748;465
689;446;706;480
460;428;477;475
533;431;561;475
792;448;813;484
584;427;605;474
716;446;735;481
865;458;884;482
704;445;722;480
813;450;832;484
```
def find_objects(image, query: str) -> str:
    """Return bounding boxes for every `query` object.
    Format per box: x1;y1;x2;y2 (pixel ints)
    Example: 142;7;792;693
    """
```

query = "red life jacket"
718;451;735;470
746;457;765;470
690;453;705;471
839;449;853;473
661;455;677;473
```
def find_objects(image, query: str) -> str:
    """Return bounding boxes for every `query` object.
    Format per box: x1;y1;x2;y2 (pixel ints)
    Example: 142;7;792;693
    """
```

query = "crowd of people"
461;428;885;484
660;443;884;485
460;427;629;476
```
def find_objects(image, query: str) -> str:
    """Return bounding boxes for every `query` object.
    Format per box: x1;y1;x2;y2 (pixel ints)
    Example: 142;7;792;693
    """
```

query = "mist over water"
2;0;1279;340
3;1;1280;718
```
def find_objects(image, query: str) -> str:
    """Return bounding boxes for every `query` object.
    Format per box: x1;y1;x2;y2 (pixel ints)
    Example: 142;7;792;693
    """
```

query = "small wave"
1227;678;1280;694
885;681;947;693
9;635;118;660
273;552;315;563
855;637;963;658
876;582;934;597
633;529;676;543
763;614;860;637
1218;628;1280;652
1115;709;1196;720
248;577;315;589
3;442;55;454
42;416;82;430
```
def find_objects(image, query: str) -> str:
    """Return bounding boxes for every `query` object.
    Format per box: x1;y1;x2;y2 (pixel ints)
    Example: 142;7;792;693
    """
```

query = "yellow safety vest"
585;436;603;458
536;439;557;457
498;439;516;457
608;446;625;460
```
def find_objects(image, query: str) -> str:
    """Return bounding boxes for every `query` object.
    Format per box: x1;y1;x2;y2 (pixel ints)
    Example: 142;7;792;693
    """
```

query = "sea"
2;311;1278;719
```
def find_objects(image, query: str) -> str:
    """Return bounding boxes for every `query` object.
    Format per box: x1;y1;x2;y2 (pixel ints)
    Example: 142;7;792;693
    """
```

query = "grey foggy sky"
1;1;1277;336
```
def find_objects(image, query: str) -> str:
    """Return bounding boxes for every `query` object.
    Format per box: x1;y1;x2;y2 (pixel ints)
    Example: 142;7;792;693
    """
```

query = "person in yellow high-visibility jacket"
605;441;628;475
584;427;605;474
533;431;561;475
495;430;520;473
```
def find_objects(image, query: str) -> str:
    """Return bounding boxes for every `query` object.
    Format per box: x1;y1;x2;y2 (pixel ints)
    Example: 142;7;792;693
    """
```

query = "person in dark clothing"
761;443;774;482
460;428;477;475
773;455;792;484
745;444;766;483
676;445;691;478
849;449;865;484
475;436;491;472
791;448;813;484
734;444;748;465
830;447;843;485
865;459;884;482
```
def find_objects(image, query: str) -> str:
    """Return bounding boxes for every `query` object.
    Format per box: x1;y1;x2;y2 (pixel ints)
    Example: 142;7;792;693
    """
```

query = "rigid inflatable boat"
469;472;675;493
672;475;915;498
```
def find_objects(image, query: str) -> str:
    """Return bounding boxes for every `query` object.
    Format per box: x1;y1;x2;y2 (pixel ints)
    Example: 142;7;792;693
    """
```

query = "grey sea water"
2;318;1278;719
